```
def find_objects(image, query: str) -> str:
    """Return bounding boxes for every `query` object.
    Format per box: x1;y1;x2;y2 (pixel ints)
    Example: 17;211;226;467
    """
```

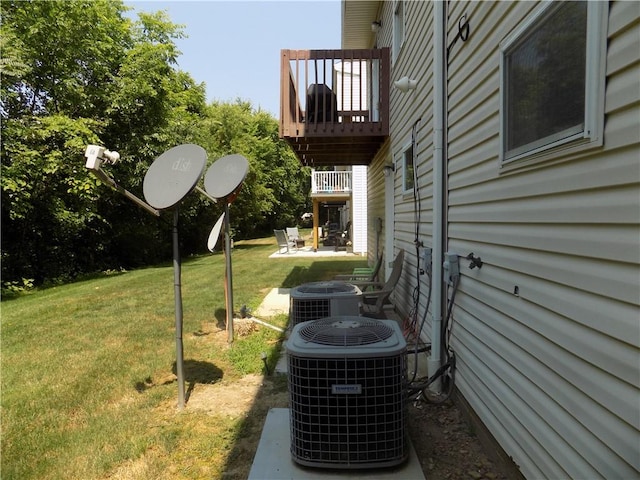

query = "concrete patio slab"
248;408;426;480
269;245;360;258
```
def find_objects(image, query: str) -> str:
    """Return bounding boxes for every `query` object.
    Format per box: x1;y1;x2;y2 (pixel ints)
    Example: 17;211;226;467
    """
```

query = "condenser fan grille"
299;318;394;346
296;281;358;295
291;298;330;326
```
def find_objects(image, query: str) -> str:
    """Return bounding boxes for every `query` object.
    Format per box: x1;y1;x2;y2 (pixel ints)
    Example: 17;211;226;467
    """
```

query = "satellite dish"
207;212;225;252
204;154;249;200
143;144;207;210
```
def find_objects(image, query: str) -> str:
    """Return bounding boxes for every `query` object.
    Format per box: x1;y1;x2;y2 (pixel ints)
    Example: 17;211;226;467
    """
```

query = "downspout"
428;0;446;394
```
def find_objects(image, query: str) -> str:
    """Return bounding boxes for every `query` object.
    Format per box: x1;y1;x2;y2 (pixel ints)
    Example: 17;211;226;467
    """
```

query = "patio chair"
286;227;300;241
286;227;304;247
333;252;383;283
352;249;404;319
274;229;296;254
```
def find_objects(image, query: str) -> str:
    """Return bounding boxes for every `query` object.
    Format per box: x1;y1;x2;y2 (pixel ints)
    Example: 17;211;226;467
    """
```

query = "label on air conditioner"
331;384;362;394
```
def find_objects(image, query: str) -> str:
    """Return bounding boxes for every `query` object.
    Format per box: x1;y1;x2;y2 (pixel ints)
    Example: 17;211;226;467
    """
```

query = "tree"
0;1;204;284
1;1;310;287
198;101;310;239
1;0;131;119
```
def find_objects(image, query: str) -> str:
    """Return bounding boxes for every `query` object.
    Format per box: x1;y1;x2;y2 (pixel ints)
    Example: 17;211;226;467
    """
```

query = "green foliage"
1;1;311;286
0;277;35;298
199;102;310;238
1;115;106;282
1;0;131;118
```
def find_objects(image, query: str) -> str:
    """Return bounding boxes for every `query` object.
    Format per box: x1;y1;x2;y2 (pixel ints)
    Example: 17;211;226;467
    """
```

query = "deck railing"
311;170;352;195
280;48;390;139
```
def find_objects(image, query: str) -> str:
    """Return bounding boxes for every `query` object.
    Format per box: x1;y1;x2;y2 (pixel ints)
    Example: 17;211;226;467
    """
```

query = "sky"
126;1;342;118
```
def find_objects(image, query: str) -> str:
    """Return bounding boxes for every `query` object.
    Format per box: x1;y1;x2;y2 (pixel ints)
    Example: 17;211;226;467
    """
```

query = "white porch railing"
311;170;352;194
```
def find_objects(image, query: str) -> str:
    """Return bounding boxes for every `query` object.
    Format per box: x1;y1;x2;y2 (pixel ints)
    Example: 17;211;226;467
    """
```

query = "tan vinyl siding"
446;1;639;478
367;141;389;267
364;0;637;476
384;0;436;315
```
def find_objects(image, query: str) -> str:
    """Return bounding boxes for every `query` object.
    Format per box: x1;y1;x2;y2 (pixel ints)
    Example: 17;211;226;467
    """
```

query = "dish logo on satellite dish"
331;384;362;394
172;158;192;172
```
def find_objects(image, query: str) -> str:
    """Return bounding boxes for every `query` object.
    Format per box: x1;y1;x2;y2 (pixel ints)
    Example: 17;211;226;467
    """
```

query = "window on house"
392;1;405;63
402;143;414;194
500;1;606;164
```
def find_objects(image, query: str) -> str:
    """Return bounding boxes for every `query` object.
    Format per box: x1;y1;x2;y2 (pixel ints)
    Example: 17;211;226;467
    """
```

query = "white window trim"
499;1;607;167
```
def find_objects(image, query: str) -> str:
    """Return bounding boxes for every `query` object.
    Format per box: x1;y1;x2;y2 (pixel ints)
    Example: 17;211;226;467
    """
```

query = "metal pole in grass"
204;154;249;345
140;145;207;409
224;201;234;343
172;207;186;409
86;143;209;410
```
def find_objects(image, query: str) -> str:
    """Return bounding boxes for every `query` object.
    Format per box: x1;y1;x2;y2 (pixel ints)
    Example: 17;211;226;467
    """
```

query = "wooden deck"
280;48;390;166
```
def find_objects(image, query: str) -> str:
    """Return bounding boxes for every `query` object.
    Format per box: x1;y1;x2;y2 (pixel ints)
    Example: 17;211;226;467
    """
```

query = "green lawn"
1;235;367;479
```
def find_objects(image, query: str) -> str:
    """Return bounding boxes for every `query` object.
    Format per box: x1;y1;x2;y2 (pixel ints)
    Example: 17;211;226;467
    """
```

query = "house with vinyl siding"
280;1;639;478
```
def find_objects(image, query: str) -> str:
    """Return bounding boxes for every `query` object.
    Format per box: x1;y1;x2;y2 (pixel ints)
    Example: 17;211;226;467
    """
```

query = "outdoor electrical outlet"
443;252;460;285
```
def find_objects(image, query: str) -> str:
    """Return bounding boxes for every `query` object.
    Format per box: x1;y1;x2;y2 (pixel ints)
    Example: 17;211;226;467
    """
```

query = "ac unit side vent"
291;298;331;325
296;282;356;295
288;355;407;468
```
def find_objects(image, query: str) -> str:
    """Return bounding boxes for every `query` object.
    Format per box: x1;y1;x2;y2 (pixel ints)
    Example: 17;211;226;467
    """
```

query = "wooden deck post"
312;199;320;251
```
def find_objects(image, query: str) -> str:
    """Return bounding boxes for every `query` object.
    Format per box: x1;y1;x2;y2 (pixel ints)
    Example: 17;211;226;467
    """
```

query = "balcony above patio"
311;169;351;200
280;48;390;167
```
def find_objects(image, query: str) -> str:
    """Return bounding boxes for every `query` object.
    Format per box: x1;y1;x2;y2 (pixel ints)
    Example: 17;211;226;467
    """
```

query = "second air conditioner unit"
289;281;361;327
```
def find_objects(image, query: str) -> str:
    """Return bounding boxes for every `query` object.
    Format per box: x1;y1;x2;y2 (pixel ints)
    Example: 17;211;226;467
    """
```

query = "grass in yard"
1;235;368;480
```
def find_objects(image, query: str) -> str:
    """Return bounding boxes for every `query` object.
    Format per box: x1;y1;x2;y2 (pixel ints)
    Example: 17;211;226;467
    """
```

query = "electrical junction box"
422;247;432;275
443;252;459;285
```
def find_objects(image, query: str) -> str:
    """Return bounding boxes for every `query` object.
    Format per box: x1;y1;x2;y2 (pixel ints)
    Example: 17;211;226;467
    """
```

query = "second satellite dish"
143;144;207;210
204;154;249;200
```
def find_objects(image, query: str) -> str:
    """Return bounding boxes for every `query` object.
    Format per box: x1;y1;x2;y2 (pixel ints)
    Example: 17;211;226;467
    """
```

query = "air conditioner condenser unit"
287;316;408;469
289;281;361;327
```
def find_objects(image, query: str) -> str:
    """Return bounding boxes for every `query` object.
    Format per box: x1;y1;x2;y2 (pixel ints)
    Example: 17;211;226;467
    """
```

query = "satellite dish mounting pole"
204;153;249;345
87;144;208;411
142;144;207;410
172;207;186;409
224;202;234;344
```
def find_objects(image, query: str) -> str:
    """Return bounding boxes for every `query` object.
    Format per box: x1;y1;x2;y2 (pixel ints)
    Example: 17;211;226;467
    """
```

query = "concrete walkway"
254;287;291;317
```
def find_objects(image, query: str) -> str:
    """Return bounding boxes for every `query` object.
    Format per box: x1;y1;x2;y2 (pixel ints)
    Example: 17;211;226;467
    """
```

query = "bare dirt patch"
187;374;265;417
407;399;513;480
218;375;289;479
